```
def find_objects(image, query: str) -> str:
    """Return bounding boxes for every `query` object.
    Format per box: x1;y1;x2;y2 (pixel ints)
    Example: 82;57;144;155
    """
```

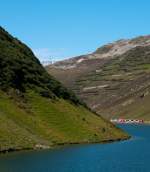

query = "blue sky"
1;0;150;62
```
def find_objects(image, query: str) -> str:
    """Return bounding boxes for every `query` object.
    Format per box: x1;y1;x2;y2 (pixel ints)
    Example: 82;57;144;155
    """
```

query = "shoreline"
0;136;130;155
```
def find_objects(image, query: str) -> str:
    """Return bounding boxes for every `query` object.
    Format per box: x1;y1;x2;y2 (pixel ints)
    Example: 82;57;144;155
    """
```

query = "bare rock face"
47;35;150;120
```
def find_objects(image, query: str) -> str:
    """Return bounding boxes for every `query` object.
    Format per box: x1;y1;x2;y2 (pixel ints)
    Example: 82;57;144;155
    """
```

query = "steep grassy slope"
47;37;150;120
0;27;128;152
0;90;128;152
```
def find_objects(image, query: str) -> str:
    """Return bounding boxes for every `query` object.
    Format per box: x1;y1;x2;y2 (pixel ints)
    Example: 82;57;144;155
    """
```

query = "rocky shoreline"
0;136;130;155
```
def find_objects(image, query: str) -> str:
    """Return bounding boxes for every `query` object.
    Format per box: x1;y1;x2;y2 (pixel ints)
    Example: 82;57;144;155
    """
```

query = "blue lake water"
0;124;150;172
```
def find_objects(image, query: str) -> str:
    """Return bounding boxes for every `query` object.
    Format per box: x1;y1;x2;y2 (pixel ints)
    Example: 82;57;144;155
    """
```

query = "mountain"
0;27;128;152
47;36;150;121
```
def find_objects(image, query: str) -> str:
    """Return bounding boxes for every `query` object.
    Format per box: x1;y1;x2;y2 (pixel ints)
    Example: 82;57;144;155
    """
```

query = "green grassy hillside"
0;27;129;152
0;90;128;152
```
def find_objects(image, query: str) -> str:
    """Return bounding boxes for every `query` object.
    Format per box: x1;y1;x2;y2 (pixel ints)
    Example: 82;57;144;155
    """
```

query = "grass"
0;90;128;152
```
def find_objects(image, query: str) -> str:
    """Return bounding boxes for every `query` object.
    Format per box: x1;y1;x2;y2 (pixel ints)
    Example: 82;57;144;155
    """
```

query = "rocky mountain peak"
49;35;150;70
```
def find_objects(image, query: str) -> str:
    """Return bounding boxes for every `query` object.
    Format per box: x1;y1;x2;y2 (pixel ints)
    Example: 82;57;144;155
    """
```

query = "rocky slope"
0;27;128;152
47;36;150;120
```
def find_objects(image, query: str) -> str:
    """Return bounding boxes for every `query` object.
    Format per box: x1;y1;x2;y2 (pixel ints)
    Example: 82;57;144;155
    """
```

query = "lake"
0;124;150;172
